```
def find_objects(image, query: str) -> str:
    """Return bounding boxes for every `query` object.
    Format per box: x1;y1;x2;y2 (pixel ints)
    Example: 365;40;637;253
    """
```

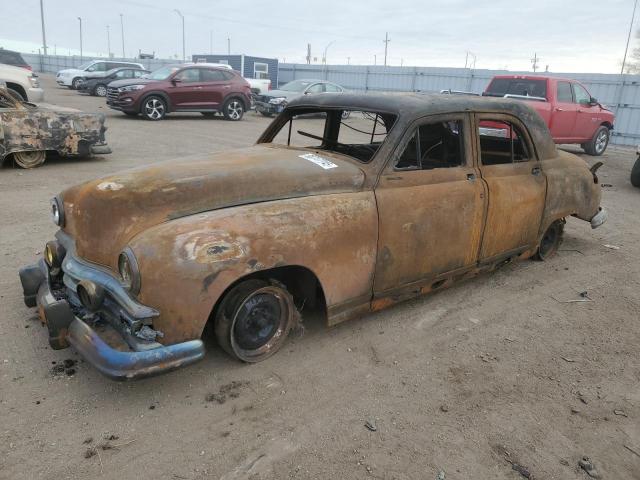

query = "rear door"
475;113;546;262
373;113;486;294
199;68;231;110
549;80;578;140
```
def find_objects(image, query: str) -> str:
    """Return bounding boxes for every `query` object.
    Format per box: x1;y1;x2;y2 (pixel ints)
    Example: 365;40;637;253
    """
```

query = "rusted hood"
61;144;366;268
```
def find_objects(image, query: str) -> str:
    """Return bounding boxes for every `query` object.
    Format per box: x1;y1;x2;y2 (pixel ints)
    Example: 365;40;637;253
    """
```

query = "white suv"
56;60;145;89
0;64;44;102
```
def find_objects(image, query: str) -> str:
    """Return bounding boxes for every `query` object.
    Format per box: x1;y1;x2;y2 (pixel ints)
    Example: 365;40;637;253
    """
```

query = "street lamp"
39;0;47;56
322;41;335;65
119;13;125;58
77;17;83;60
174;9;185;61
106;25;111;58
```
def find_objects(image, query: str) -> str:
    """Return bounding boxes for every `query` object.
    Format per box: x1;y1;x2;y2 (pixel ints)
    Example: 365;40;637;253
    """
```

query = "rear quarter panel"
128;192;378;344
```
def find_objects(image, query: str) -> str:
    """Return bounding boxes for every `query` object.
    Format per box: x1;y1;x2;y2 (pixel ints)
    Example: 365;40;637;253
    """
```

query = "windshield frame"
279;80;316;93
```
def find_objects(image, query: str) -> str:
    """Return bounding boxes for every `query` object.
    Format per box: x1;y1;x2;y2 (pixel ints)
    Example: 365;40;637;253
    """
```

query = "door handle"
555;107;564;112
467;173;476;181
531;166;542;175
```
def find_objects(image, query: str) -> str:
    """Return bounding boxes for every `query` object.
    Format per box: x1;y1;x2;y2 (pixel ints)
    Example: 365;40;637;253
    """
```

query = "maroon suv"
106;64;252;121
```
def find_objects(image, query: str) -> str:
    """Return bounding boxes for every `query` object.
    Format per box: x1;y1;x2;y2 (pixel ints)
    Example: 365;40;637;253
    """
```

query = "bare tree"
625;29;640;74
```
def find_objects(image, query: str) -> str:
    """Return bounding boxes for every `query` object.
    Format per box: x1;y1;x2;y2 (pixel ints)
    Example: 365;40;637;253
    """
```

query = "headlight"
44;240;66;269
268;97;287;105
118;248;140;294
50;197;64;226
118;84;145;93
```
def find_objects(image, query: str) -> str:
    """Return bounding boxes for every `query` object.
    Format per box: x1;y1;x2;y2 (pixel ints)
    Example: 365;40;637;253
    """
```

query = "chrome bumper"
590;207;608;229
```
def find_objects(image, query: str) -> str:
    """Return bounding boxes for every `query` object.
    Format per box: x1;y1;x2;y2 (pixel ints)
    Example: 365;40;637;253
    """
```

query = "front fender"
128;192;378;344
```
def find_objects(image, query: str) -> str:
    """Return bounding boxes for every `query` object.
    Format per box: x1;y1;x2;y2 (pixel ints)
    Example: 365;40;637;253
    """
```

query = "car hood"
60;144;366;268
107;78;156;88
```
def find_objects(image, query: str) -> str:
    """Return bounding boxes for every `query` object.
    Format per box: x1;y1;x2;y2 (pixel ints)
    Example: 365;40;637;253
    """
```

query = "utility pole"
383;32;390;66
39;0;47;55
77;17;83;60
306;43;311;64
374;54;377;65
119;13;125;57
106;25;111;58
347;57;350;65
464;51;469;68
227;37;230;55
531;52;539;72
210;30;213;54
400;58;403;67
621;0;639;74
174;10;185;61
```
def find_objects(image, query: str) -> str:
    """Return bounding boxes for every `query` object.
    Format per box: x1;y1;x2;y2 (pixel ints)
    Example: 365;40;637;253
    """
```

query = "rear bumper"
590;207;608;229
18;248;205;381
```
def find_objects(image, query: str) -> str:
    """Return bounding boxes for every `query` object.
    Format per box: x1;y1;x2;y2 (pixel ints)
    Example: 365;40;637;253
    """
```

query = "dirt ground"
1;75;639;480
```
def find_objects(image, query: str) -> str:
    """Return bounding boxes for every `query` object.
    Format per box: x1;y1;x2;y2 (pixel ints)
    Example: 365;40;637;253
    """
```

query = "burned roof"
286;92;558;159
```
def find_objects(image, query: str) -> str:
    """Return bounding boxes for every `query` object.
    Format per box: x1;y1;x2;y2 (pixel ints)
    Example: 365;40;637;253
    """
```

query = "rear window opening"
484;78;547;100
270;109;397;163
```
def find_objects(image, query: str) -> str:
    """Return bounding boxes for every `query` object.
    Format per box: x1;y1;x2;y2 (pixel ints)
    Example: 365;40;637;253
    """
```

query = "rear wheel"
214;279;297;362
94;84;108;97
584;126;609;156
534;220;564;261
7;88;25;101
13;150;46;169
222;97;244;121
141;96;166;120
631;156;640;187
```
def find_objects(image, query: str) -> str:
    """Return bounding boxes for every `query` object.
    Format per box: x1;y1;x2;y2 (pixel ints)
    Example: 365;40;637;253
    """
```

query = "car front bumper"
18;233;205;380
590;207;608;229
254;101;285;115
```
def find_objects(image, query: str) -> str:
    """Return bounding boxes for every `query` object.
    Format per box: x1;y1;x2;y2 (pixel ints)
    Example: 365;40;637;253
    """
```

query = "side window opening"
396;120;464;170
478;120;530;165
557;81;573;103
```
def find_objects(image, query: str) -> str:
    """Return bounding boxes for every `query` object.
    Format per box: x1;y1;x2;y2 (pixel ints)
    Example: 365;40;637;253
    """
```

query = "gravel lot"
1;75;639;480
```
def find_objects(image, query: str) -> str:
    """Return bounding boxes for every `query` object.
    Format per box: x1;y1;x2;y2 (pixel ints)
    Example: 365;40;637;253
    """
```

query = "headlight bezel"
50;197;64;227
268;97;287;105
118;84;146;93
118;247;141;295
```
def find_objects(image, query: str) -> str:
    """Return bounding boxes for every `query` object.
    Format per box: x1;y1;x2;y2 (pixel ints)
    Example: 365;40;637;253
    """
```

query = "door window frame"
473;112;539;167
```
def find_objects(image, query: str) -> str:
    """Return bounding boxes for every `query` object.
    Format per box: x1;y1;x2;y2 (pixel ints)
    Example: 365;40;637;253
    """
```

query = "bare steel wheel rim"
227;100;243;120
595;130;608;154
229;286;291;361
144;98;165;119
95;85;107;97
14;150;46;169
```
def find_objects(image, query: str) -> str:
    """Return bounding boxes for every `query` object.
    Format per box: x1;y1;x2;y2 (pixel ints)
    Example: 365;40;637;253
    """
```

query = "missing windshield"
270;109;397;163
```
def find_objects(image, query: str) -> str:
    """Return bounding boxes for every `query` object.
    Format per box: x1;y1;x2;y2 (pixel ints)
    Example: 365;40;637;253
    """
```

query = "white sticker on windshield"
299;153;338;170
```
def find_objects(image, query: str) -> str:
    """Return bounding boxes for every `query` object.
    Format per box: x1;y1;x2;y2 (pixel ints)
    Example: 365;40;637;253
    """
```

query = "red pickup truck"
483;75;615;156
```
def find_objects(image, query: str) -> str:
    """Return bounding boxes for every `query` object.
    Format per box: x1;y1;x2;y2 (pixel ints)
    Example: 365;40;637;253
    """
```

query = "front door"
169;67;208;109
573;82;600;142
373;114;486;294
475;114;547;262
549;80;577;140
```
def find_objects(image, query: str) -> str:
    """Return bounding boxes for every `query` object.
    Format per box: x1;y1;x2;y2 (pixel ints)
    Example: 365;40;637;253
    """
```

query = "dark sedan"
78;68;150;97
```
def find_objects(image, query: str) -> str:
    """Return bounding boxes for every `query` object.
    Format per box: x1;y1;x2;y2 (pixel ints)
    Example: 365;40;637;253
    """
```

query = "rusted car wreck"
19;93;607;380
0;86;111;168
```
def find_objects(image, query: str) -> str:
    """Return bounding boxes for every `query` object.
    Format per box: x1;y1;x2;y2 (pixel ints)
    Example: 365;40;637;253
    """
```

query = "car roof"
491;75;577;83
287;92;557;158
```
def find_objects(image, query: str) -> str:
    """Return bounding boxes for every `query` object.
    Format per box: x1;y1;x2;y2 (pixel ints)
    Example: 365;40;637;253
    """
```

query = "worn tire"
583;126;609;156
94;84;108;97
534;220;564;261
141;95;167;120
71;77;83;90
259;111;274;117
7;88;25;102
214;279;297;363
13;150;46;169
222;97;245;121
631;156;640;187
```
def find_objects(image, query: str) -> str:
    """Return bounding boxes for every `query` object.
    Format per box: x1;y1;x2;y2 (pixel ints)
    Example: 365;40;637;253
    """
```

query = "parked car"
0;63;43;102
56;60;145;89
0;48;31;70
483;75;615;156
631;146;640;187
77;67;150;97
195;62;271;95
0;86;111;168
106;64;252;121
18;93;607;380
254;79;346;117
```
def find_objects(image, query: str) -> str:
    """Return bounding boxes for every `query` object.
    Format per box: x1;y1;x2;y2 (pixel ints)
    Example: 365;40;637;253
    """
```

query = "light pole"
77;17;83;60
322;41;335;64
210;30;213;54
39;0;47;55
119;13;125;58
621;0;639;74
383;32;390;66
106;25;111;58
227;37;230;55
174;9;185;61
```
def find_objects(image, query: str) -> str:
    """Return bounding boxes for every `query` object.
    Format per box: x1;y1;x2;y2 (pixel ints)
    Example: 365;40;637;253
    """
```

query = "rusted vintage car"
19;93;607;380
0;86;111;168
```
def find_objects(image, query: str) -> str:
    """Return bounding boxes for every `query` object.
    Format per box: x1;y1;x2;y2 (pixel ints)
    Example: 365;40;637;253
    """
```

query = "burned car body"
19;93;606;380
0;87;111;168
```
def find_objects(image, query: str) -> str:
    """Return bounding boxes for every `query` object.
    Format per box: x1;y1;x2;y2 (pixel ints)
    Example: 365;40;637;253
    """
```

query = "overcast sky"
2;0;638;73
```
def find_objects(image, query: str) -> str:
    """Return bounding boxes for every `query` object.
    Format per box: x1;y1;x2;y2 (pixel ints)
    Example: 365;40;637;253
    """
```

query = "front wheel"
71;77;83;90
94;84;108;97
534;220;564;261
222;98;244;121
214;279;298;362
584;126;610;156
13;150;46;169
141;96;166;120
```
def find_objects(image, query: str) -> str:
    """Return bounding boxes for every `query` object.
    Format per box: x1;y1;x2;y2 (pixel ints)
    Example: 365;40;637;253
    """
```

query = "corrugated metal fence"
279;63;640;146
19;54;640;146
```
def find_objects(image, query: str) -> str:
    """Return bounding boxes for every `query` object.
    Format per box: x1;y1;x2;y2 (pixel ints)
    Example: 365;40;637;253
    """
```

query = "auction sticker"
299;153;338;170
